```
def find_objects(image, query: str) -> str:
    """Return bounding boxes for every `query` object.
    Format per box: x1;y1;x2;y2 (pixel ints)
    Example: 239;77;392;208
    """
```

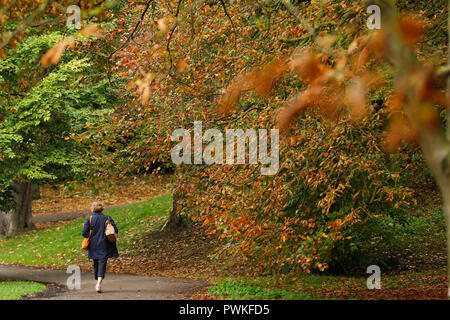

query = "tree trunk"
0;181;34;236
162;190;187;231
0;211;8;235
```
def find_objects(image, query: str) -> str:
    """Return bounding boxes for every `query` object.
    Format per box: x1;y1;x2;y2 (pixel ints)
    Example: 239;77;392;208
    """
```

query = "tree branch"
166;0;183;72
108;0;153;59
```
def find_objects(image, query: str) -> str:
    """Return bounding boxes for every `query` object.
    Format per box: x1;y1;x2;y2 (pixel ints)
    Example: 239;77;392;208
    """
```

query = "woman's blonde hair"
91;201;104;213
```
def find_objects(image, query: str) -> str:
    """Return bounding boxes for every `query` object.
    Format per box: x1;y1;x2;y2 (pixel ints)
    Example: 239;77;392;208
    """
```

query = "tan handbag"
82;216;92;250
105;216;117;243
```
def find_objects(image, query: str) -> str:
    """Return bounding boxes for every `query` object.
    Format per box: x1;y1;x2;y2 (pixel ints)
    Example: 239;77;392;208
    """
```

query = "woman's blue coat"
82;211;119;260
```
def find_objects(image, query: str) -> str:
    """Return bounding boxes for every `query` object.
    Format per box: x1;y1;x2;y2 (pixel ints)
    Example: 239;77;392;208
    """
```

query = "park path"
3;197;208;300
31;201;148;224
0;265;207;300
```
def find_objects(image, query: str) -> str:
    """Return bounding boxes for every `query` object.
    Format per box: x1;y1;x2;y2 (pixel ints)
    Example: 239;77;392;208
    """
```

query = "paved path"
31;201;148;224
7;196;208;300
0;265;207;300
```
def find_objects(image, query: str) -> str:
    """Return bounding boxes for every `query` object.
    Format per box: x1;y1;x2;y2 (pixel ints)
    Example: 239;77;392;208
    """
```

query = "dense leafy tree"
2;0;450;295
0;30;118;235
83;0;450;280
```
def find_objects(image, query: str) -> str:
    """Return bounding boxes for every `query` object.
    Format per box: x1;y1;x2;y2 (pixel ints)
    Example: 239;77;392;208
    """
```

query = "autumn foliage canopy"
1;0;449;274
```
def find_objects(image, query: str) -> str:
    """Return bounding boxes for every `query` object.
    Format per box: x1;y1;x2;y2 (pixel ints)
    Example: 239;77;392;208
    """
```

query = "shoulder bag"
82;216;92;250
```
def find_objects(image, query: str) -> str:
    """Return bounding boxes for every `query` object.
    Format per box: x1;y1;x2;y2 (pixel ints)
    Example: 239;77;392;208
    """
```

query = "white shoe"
95;283;102;293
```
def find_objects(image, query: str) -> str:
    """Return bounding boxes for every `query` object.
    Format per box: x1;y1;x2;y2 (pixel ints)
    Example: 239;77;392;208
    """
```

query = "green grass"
0;193;172;267
208;267;447;300
207;275;359;300
207;276;355;300
209;278;315;299
0;281;47;300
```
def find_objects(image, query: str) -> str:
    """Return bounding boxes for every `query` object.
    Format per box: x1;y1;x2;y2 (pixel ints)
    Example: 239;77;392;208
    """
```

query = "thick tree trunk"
162;190;187;231
0;212;8;235
0;181;34;236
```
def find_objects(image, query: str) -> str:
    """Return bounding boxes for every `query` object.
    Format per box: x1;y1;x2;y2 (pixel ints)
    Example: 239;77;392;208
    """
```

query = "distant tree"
0;31;117;235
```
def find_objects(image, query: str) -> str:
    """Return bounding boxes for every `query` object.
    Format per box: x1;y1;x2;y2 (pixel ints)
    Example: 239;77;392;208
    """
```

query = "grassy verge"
0;281;47;300
207;275;359;300
209;278;316;299
207;267;447;300
0;193;172;268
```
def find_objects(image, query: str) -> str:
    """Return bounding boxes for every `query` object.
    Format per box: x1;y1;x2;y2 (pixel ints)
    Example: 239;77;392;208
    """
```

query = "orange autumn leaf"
386;91;406;115
383;115;418;152
157;18;169;33
217;79;244;114
217;72;253;114
277;86;321;132
40;37;74;67
411;102;439;131
355;31;387;69
79;24;103;38
397;14;426;47
289;52;332;83
9;39;17;50
413;66;447;106
250;58;289;97
316;85;345;119
344;78;368;121
177;58;189;73
135;73;155;105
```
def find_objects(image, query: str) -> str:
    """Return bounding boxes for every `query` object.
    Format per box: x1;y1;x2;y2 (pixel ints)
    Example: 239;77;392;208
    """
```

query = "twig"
166;0;184;72
108;0;154;59
106;0;153;84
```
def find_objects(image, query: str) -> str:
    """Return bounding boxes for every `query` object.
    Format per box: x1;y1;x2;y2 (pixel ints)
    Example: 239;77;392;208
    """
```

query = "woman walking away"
82;201;119;293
